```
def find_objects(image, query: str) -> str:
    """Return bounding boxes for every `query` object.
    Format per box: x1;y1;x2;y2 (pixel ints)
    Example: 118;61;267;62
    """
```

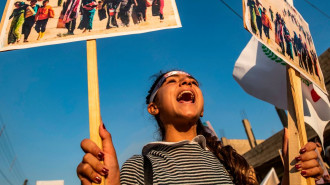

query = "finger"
83;153;109;176
77;162;103;184
301;166;323;178
77;164;93;185
295;160;319;170
300;150;318;162
315;142;323;154
282;128;289;157
99;122;118;159
300;142;317;153
80;176;92;185
81;139;104;161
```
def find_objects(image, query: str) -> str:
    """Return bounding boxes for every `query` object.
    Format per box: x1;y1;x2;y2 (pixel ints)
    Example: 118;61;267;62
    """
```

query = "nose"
180;78;192;87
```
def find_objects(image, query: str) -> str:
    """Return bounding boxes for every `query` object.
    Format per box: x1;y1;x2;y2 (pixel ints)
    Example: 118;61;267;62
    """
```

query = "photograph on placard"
242;0;326;94
0;0;181;51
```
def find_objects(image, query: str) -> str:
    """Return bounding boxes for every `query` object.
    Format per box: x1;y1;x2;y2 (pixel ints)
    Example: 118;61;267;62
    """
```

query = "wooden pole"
287;66;315;185
87;39;104;185
0;0;11;33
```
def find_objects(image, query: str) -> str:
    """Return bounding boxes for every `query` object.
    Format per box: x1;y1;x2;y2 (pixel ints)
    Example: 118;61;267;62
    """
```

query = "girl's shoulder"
120;155;144;184
123;155;144;166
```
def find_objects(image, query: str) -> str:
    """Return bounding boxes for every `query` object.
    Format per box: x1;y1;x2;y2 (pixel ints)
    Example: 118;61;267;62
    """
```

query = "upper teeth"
177;91;194;100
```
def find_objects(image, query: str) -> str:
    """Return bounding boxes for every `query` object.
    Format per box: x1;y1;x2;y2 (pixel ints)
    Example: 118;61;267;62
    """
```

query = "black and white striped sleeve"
120;155;144;185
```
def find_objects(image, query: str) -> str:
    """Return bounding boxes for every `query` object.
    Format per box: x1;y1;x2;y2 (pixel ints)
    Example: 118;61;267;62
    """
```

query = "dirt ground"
3;0;179;47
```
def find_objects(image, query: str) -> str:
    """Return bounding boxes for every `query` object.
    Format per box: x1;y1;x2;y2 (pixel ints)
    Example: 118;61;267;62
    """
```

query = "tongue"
179;100;193;103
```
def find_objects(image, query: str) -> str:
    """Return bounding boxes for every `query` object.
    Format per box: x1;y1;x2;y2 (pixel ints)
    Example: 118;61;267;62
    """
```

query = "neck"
164;122;197;142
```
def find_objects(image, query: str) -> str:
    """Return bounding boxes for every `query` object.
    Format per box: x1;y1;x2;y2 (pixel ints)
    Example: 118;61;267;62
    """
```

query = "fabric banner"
242;0;326;94
233;37;330;145
0;0;181;52
260;168;280;185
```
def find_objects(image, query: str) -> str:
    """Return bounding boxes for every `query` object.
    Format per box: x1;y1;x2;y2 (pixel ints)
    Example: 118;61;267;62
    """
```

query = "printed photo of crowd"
1;0;179;50
243;0;324;89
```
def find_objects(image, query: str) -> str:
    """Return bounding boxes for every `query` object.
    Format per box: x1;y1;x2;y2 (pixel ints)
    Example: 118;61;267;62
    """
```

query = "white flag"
233;37;330;145
260;168;280;185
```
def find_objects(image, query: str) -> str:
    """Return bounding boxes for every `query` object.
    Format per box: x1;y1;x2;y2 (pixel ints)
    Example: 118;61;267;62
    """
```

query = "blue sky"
0;0;329;184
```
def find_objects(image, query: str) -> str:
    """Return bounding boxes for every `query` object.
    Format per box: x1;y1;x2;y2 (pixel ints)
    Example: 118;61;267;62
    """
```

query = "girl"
152;0;164;22
77;70;323;185
35;0;54;40
8;1;25;44
61;0;82;35
117;0;137;27
22;0;39;42
134;0;147;23
78;0;97;33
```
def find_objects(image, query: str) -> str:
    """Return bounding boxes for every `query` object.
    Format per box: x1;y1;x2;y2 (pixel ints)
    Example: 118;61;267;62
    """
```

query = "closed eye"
167;79;176;84
192;81;199;86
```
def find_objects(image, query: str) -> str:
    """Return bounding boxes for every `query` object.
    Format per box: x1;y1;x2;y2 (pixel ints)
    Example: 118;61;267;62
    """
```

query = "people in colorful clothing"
61;0;82;35
261;8;272;44
274;13;285;55
269;6;273;22
22;0;39;42
103;0;120;29
35;0;55;40
152;0;164;22
283;23;294;60
310;50;320;80
134;0;147;23
79;0;97;32
8;1;25;44
117;0;137;27
247;0;257;34
255;0;263;39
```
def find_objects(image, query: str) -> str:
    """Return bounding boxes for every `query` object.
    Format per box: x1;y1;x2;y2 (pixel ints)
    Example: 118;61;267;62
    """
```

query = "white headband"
148;71;190;104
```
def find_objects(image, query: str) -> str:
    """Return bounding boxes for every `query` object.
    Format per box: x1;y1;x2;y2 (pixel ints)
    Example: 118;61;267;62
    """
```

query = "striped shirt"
120;135;234;184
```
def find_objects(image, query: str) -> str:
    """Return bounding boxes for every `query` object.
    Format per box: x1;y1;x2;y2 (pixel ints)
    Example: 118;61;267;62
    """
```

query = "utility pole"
242;119;258;148
23;179;28;185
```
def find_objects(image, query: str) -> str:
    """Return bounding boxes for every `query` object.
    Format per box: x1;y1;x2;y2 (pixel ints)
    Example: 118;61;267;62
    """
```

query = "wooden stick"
287;66;315;185
0;0;11;34
87;39;104;185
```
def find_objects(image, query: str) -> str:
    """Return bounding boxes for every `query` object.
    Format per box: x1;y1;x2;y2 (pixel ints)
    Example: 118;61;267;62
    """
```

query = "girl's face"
149;74;204;126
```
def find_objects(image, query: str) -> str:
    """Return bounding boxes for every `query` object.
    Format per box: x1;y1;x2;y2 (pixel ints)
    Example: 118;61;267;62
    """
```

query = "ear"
147;102;159;116
200;107;204;117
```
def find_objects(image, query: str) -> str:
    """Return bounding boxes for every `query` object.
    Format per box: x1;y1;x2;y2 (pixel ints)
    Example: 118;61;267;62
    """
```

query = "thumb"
282;128;289;158
99;122;120;184
99;122;117;158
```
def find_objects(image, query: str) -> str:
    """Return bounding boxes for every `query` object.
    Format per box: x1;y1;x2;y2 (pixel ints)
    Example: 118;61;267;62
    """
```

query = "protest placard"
0;0;181;51
242;0;326;94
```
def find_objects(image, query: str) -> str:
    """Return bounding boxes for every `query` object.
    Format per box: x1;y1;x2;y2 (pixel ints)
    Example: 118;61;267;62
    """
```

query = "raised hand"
77;123;120;185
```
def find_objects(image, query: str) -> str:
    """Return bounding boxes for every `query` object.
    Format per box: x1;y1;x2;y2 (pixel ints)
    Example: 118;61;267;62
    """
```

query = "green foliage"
261;45;312;86
261;45;287;66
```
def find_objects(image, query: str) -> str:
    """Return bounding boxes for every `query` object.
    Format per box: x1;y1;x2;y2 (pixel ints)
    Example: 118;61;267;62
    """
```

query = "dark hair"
146;71;258;185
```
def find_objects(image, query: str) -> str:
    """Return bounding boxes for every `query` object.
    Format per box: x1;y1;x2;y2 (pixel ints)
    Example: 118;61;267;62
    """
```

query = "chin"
177;111;200;122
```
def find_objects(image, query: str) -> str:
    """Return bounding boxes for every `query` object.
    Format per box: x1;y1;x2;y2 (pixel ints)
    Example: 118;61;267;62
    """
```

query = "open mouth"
177;91;195;103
